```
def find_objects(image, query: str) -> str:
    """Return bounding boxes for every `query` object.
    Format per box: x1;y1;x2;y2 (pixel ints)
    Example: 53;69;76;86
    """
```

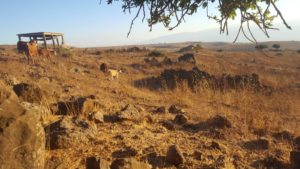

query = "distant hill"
146;41;300;51
146;19;300;49
200;41;300;51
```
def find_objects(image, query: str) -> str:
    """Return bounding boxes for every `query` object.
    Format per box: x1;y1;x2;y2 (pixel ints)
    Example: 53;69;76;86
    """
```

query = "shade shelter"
17;32;65;50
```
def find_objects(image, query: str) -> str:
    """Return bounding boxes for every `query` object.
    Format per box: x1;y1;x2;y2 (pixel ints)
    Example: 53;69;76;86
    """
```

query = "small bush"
255;44;268;50
126;46;142;52
148;50;163;57
59;48;73;58
272;44;280;49
105;49;114;53
297;49;300;54
95;51;102;55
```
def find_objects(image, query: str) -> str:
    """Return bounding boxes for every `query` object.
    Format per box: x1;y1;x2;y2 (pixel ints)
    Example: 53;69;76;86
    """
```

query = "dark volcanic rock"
110;158;151;169
13;83;43;103
100;63;109;73
54;96;103;117
290;151;300;169
294;136;300;150
162;121;176;131
112;147;138;158
86;156;110;169
45;116;97;149
116;104;143;121
193;151;202;160
178;53;196;63
252;156;288;169
273;130;294;141
166;145;185;166
155;106;166;113
134;67;271;94
174;114;188;125
244;139;269;150
210;141;222;150
206;115;232;129
168;105;185;114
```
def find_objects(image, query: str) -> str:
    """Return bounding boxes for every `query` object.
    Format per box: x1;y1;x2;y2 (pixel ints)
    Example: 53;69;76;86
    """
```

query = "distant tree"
255;44;268;50
272;44;280;50
105;0;291;42
148;50;163;57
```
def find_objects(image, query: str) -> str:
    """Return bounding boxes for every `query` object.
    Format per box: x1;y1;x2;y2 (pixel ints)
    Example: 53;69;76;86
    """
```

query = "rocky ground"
0;45;299;169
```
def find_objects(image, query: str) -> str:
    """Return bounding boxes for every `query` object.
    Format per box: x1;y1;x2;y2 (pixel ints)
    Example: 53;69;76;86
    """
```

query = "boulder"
294;136;300;150
290;151;300;169
168;105;185;114
174;114;188;125
252;156;287;169
162;121;176;131
166;145;185;166
193;151;202;160
210;141;222;150
155;106;166;113
13;83;43;103
0;81;45;169
100;63;108;73
273;131;294;141
206;115;232;129
112;147;138;158
45;116;97;149
88;110;104;123
110;158;151;169
70;67;81;73
45;156;82;169
86;156;110;169
116;104;143;121
244;139;269;150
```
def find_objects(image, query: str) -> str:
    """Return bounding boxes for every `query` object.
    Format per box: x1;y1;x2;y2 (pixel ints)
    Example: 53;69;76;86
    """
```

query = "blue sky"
0;0;299;47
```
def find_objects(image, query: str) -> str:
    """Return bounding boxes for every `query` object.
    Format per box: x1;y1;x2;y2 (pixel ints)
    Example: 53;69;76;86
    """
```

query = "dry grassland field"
0;42;300;169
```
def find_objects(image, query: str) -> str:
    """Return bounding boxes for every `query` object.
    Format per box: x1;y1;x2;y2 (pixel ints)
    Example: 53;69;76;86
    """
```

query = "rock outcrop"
0;81;45;169
13;83;43;103
166;145;185;166
116;104;144;121
110;158;151;169
45;116;97;149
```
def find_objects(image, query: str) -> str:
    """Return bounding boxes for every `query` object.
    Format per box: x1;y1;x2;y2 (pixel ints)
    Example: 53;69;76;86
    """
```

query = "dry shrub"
0;81;11;104
148;50;164;57
59;48;74;58
162;79;194;106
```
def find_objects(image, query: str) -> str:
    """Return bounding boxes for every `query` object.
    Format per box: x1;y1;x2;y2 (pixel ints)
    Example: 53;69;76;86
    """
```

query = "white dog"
107;69;121;79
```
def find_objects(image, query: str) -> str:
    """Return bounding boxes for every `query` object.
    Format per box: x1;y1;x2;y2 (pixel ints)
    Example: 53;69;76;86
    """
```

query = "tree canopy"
105;0;291;42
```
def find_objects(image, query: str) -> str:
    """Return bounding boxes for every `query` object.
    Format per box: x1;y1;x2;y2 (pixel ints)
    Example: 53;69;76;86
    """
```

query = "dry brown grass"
1;44;299;168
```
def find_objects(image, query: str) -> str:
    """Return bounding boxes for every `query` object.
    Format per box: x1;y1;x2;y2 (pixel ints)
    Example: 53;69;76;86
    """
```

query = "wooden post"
18;35;21;41
56;37;60;49
43;34;47;49
51;35;56;49
61;35;65;45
